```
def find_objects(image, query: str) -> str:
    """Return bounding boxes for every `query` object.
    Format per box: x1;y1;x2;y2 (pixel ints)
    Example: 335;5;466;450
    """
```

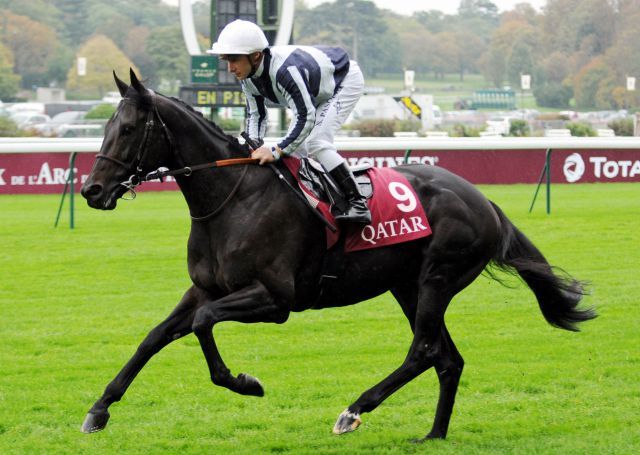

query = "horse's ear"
129;68;145;93
113;70;128;97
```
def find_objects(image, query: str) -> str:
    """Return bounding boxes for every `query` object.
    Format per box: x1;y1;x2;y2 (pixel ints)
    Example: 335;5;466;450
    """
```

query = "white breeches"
297;61;364;171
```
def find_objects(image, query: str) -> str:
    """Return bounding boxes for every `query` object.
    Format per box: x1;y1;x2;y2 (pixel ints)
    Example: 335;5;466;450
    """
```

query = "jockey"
207;19;371;225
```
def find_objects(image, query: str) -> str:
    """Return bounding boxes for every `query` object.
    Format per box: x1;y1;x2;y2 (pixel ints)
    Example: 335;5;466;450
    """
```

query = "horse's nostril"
81;183;103;199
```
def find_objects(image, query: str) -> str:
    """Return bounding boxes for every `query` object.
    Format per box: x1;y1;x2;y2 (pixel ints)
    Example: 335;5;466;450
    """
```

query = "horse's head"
81;69;174;210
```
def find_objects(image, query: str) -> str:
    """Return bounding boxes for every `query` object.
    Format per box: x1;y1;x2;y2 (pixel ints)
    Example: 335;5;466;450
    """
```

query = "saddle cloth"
281;157;432;252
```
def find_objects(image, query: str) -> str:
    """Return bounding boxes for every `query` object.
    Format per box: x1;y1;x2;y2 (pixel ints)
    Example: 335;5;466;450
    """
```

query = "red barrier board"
344;148;640;184
1;148;639;194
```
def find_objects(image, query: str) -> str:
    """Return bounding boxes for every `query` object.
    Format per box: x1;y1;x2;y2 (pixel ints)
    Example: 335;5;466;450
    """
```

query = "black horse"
80;70;595;440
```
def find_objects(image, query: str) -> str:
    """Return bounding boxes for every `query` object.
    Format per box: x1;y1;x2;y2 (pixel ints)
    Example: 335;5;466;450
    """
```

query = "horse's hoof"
80;410;110;433
332;409;361;434
411;432;446;443
237;373;264;397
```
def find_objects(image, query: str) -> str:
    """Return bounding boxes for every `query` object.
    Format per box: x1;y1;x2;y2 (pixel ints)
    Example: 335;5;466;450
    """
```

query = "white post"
77;57;87;77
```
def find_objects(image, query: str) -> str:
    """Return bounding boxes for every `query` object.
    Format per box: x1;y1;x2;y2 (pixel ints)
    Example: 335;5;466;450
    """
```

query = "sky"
303;0;548;16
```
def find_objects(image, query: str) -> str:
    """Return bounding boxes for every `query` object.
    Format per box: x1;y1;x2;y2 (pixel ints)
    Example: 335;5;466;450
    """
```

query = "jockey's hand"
251;146;277;165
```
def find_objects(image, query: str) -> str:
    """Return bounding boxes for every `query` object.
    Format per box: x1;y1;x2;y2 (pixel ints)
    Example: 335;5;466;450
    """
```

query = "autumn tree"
481;18;539;88
0;0;62;29
66;35;139;97
0;10;59;87
573;57;615;109
500;2;539;26
542;0;615;64
600;2;640;108
0;42;20;100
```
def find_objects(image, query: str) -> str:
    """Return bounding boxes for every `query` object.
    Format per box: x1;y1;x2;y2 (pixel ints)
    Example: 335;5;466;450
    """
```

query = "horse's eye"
121;126;133;136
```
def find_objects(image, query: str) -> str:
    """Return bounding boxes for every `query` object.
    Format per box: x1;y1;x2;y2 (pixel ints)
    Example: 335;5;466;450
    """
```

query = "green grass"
1;184;639;454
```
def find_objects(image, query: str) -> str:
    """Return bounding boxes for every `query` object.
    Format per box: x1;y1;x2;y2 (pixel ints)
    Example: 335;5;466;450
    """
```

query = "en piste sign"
179;85;245;107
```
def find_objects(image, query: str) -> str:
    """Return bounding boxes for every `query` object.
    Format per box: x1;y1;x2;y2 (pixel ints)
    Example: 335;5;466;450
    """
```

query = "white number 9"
388;182;417;213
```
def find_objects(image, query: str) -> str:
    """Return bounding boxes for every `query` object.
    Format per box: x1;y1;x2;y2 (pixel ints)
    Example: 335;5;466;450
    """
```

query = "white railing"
2;136;640;154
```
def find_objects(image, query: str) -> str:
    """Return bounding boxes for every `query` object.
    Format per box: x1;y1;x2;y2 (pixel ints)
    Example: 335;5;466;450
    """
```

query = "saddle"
295;158;373;216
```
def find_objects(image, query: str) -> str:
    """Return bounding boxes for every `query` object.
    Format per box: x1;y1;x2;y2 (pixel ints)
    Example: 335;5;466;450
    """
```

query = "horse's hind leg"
422;324;464;440
81;286;200;433
334;257;485;439
391;286;464;439
333;284;453;435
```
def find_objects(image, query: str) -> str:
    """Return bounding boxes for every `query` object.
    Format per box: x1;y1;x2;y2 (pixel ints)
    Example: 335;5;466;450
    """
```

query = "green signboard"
190;55;218;84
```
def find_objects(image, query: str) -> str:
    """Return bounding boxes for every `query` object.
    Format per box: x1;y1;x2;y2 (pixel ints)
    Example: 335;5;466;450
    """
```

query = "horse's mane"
125;86;248;155
165;95;247;154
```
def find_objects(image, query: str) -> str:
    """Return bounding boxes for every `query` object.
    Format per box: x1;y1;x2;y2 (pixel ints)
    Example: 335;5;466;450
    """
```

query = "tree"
533;51;573;108
453;31;485;81
87;4;136;50
388;17;433;75
542;0;615;58
295;0;401;77
480;45;506;88
413;10;446;33
123;26;154;77
51;0;91;45
506;39;535;88
456;0;499;43
145;25;189;93
573;57;614;109
458;0;499;20
45;43;75;87
481;18;539;89
0;0;62;29
533;82;573;108
430;33;459;80
501;3;539;26
604;8;640;84
111;0;175;29
192;0;212;41
0;42;20;100
0;10;59;88
66;35;139;97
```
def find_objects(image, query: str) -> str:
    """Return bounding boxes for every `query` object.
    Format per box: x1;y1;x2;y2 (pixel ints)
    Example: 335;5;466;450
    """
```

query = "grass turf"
0;183;639;454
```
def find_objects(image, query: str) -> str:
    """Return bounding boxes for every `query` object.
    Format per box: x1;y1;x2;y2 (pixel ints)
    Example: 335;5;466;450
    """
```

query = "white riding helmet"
207;20;269;55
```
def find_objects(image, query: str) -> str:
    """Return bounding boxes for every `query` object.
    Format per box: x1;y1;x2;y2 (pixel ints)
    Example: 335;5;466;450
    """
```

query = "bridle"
95;94;177;197
95;92;258;220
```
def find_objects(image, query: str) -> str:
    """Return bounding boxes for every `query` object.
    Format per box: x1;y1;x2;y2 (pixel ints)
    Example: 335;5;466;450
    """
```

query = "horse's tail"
489;201;597;331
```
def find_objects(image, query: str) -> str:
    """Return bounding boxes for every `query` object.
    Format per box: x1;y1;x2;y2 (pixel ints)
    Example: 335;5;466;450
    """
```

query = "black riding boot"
329;163;372;225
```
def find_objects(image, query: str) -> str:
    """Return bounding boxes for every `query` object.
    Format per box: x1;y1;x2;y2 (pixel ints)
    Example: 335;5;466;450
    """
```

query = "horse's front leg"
81;286;201;433
191;280;289;396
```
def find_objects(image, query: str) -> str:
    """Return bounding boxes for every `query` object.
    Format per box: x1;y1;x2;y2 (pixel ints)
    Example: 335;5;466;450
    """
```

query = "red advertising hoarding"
1;147;639;195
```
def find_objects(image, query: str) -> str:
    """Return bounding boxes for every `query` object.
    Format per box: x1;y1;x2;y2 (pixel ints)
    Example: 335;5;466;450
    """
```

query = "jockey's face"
223;52;262;80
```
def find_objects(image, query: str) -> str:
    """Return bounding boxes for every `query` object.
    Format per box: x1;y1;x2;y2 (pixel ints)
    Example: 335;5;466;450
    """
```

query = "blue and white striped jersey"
242;45;350;155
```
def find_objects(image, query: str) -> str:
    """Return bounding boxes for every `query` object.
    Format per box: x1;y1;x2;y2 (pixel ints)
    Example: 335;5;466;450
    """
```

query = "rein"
95;93;259;221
